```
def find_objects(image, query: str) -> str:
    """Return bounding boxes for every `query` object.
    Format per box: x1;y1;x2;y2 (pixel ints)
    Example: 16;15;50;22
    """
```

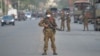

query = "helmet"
46;9;51;14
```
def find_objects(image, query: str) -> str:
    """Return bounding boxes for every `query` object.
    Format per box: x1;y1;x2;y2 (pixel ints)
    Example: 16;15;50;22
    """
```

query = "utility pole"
18;0;20;11
4;0;8;15
93;0;96;19
4;0;6;15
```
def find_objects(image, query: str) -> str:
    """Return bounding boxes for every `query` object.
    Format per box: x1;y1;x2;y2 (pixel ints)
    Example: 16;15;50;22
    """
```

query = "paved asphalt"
0;18;100;56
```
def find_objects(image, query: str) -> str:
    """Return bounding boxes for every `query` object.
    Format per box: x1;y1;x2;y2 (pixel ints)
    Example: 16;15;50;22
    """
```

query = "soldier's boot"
42;50;47;55
42;52;47;55
53;52;58;55
53;50;58;55
62;28;64;31
67;28;70;32
68;28;70;32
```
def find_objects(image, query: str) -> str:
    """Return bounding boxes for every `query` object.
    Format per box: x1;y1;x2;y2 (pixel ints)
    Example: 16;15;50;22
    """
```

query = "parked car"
1;15;15;26
18;12;27;21
25;12;32;19
62;8;70;13
50;7;58;17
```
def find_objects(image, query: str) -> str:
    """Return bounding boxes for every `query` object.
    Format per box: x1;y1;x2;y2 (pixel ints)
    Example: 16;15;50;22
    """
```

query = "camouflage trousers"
60;21;65;30
67;21;71;31
67;23;70;31
43;28;56;52
83;22;88;31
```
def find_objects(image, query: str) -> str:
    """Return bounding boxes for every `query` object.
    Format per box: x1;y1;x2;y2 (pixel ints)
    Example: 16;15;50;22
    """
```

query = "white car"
25;12;32;19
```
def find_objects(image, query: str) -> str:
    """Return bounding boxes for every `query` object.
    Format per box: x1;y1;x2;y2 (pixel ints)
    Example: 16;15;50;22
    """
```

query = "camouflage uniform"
66;14;71;31
60;11;65;31
39;16;57;55
83;12;89;31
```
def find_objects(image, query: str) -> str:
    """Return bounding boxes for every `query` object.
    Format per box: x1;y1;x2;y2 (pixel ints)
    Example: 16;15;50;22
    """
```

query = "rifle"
44;18;62;31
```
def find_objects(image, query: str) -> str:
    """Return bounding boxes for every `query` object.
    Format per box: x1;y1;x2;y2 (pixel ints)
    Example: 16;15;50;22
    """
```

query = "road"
0;18;100;56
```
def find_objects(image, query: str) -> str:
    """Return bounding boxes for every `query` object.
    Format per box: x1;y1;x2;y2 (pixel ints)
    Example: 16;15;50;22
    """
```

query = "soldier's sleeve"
38;19;45;27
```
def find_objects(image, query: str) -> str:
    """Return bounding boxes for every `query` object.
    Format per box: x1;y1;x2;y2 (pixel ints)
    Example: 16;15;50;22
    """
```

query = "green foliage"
58;0;69;8
10;0;47;9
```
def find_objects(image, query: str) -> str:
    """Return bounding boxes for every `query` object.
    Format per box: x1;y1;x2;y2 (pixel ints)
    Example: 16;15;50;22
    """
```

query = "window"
96;0;100;3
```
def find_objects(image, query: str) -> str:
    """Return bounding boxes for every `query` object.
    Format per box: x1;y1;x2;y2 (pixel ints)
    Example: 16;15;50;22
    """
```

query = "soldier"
83;12;89;31
60;10;65;31
38;11;58;55
66;13;71;32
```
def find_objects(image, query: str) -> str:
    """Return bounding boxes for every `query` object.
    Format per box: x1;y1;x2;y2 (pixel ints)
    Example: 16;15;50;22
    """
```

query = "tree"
10;0;47;10
58;0;69;8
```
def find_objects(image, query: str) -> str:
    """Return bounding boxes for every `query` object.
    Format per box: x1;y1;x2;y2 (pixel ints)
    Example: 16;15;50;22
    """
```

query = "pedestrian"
83;12;89;31
38;10;58;55
60;10;65;31
66;13;71;32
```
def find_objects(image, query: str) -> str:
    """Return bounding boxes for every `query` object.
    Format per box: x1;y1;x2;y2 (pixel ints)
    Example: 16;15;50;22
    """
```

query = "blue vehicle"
1;15;15;26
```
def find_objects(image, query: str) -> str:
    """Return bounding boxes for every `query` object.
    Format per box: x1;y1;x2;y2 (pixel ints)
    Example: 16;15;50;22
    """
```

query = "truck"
8;8;18;20
93;0;100;31
73;1;92;23
50;7;58;17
